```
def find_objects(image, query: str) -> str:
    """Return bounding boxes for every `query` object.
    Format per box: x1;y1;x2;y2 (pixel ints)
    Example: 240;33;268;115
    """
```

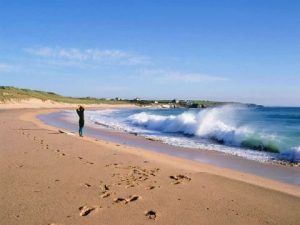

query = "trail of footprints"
20;129;95;165
20;129;191;221
169;174;192;185
79;163;191;220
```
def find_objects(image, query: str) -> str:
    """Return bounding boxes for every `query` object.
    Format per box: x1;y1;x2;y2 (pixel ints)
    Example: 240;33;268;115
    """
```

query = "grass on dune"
0;86;129;104
0;86;229;107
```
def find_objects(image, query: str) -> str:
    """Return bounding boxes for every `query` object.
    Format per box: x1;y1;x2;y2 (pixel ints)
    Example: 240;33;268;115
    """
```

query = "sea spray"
128;105;280;152
84;105;300;163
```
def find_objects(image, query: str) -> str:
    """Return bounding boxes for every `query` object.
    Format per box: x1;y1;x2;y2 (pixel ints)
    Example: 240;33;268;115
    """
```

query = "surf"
86;105;300;163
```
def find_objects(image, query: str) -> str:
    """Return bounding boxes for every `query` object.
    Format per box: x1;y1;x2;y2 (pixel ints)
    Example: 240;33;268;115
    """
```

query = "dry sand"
1;108;300;225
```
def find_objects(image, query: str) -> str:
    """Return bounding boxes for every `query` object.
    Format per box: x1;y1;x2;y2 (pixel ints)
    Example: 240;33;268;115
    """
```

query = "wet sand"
1;108;300;225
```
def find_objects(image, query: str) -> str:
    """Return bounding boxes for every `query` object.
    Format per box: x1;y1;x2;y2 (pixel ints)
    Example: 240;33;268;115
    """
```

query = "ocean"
80;105;300;163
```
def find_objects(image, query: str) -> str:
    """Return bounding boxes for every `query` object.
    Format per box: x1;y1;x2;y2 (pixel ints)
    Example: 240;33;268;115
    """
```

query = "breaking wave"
127;105;299;162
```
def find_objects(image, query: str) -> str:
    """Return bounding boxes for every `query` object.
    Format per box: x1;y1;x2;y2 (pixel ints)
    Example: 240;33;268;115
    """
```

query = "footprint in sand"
113;197;126;203
114;195;141;204
125;184;135;189
78;205;97;216
125;195;141;203
110;165;160;189
104;163;120;168
99;183;109;193
169;174;191;184
83;183;91;187
145;185;156;190
101;192;111;198
145;210;157;220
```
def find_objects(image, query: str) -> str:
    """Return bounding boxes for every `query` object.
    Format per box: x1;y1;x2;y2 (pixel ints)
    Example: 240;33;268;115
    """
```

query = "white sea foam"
127;105;277;148
80;105;300;163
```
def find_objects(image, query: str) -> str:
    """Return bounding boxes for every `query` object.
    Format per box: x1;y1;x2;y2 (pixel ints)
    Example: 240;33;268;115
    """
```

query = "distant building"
134;97;141;101
172;99;179;104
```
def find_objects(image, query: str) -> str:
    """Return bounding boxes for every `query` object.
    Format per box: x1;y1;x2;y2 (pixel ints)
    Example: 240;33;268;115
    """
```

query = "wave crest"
128;105;281;153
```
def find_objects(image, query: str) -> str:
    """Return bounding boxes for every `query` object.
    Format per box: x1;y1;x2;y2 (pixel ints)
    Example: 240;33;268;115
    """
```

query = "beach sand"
1;108;300;225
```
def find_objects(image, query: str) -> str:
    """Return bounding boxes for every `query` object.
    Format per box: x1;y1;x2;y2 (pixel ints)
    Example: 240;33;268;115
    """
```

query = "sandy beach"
1;107;300;225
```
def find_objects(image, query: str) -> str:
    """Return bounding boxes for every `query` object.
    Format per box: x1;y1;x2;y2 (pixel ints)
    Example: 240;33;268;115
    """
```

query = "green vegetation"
0;86;228;108
129;99;226;108
0;86;130;104
192;100;226;107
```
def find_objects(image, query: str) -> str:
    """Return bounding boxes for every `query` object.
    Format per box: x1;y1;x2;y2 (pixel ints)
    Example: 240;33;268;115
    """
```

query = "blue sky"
0;0;300;106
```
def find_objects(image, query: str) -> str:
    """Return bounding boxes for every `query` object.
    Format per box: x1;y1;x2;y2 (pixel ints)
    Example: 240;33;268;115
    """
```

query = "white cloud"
24;47;149;66
139;69;227;83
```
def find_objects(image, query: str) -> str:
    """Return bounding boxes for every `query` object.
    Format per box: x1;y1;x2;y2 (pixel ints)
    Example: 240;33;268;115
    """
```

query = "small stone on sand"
145;210;157;219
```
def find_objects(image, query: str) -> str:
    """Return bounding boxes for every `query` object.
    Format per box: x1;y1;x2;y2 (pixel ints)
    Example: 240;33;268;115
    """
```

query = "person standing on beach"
76;105;85;137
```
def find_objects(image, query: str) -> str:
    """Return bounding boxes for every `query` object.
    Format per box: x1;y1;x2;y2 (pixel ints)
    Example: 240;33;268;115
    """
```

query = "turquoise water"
83;105;300;163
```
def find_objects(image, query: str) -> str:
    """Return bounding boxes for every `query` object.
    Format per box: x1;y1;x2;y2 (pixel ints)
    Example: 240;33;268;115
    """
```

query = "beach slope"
0;109;300;225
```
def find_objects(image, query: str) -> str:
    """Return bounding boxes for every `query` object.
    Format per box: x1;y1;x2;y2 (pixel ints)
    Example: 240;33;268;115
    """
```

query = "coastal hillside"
0;86;128;105
0;86;226;108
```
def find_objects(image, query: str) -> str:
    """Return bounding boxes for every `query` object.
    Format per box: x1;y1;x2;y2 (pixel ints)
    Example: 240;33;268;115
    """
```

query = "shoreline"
1;108;300;225
32;109;300;195
39;109;300;187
